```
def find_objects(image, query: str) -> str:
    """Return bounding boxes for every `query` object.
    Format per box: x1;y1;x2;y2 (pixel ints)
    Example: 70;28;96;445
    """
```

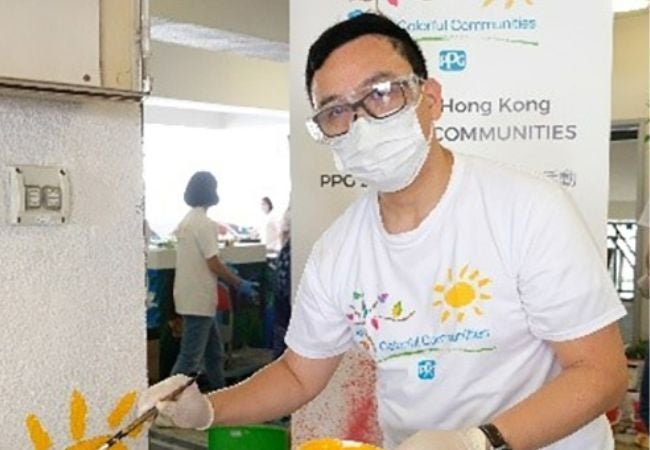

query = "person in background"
171;171;257;393
261;196;281;253
138;14;628;450
272;207;291;359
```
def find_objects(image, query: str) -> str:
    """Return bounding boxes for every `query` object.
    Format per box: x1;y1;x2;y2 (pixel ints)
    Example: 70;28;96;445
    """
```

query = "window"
607;220;638;301
144;123;290;240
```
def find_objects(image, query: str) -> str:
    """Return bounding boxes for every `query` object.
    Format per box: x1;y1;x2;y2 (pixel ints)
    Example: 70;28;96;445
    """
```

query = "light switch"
7;166;70;225
25;186;41;209
42;186;62;210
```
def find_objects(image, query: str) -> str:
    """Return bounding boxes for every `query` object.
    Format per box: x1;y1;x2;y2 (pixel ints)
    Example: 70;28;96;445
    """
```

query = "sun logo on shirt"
25;390;142;450
432;265;492;323
482;0;533;9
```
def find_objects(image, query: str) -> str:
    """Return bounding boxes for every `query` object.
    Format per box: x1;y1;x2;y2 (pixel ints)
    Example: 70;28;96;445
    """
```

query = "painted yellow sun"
482;0;534;9
26;389;142;450
433;265;492;323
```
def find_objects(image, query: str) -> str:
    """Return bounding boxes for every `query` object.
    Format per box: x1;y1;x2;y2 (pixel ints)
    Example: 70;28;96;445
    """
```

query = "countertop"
147;243;267;269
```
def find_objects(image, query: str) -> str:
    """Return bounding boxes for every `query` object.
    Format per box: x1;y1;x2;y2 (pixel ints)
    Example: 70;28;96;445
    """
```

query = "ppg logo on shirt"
417;359;436;380
439;50;467;72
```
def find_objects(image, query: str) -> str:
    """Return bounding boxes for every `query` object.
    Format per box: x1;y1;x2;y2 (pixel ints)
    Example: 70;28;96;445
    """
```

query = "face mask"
330;99;433;193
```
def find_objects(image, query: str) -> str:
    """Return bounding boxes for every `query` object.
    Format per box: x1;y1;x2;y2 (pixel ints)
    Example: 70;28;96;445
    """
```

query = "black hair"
305;13;428;102
262;196;274;212
184;171;219;207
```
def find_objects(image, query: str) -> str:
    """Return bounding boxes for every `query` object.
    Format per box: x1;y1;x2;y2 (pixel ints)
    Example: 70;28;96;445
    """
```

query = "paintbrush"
98;374;200;450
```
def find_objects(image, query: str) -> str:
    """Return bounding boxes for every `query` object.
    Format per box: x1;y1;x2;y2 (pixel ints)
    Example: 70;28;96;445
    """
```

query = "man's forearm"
207;356;322;425
492;363;627;450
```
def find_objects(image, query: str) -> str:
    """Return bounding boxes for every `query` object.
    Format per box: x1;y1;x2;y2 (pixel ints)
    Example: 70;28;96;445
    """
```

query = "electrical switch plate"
7;165;70;225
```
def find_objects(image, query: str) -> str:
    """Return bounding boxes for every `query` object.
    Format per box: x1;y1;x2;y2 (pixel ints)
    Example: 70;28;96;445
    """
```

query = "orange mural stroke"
25;414;53;450
27;389;142;450
107;392;137;430
70;391;88;442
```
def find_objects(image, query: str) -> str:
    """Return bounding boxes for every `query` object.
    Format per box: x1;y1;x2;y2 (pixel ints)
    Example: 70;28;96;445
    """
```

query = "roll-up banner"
290;0;612;445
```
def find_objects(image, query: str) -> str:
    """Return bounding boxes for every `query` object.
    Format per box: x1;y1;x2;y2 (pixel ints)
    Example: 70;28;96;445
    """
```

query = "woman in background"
260;196;281;253
172;171;256;392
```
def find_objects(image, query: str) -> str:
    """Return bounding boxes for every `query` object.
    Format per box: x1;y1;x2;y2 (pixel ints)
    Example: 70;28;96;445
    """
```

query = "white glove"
396;428;487;450
137;374;215;430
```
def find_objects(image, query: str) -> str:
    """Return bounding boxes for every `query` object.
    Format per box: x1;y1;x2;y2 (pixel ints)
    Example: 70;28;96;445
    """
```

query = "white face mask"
330;100;433;193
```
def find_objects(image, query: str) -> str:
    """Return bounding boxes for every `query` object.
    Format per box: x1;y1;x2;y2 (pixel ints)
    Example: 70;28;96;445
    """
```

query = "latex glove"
237;279;259;300
396;428;487;450
137;374;214;430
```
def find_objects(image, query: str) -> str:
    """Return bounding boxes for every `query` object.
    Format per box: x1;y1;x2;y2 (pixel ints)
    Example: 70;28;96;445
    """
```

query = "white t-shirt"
263;213;282;252
173;208;220;317
286;152;626;450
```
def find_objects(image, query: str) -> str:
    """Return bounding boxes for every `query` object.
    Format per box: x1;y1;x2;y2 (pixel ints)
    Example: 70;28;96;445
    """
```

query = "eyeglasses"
306;74;423;143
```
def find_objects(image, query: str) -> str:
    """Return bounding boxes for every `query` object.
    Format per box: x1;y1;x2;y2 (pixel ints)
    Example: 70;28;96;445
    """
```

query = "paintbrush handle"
99;374;199;449
160;374;199;402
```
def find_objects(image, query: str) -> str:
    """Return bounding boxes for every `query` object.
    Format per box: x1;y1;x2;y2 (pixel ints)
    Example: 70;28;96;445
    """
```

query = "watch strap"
478;423;512;450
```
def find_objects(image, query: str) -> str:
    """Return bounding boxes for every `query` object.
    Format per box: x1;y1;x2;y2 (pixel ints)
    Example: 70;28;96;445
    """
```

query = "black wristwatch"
478;423;512;450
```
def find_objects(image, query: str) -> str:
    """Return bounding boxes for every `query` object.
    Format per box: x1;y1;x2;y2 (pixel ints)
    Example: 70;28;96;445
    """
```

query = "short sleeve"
195;218;219;260
285;244;354;359
517;186;626;341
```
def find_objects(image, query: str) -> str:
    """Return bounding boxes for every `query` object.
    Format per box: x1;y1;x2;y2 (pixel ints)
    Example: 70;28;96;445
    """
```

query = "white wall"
0;94;146;448
612;11;650;121
610;139;642;219
149;41;289;111
609;11;649;219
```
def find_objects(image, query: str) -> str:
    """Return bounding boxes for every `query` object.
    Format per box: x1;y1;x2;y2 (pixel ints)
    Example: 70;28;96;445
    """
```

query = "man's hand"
137;375;214;430
396;429;487;450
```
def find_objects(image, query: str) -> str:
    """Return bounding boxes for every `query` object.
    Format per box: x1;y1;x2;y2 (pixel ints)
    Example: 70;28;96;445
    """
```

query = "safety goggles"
306;74;423;143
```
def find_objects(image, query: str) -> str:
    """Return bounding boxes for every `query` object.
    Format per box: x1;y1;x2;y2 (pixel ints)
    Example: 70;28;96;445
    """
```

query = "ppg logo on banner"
439;50;467;72
417;360;436;380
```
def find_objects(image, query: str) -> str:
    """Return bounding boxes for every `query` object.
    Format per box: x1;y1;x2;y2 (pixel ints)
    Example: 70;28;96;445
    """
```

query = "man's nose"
351;104;370;123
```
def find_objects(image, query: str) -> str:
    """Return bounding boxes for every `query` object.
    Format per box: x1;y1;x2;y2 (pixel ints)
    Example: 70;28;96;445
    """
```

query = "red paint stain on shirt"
342;356;381;445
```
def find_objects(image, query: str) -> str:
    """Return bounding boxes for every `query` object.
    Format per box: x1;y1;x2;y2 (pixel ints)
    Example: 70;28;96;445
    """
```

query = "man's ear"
421;78;442;120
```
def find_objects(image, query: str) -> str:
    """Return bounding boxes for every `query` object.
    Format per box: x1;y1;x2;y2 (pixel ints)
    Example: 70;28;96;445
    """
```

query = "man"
139;14;627;450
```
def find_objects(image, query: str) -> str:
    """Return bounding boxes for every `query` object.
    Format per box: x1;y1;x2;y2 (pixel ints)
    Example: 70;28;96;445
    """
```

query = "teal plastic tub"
207;424;289;450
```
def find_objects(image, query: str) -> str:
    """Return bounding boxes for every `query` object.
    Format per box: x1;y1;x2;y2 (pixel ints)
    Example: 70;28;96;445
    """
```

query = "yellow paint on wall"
25;414;53;450
65;435;109;450
107;391;137;430
27;389;141;450
70;390;87;442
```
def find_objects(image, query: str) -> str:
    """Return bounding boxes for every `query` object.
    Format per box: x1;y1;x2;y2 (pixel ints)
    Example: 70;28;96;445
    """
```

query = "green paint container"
207;424;289;450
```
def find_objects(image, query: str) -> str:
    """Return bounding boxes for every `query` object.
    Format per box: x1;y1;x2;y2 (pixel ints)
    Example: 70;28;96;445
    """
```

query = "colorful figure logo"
347;291;415;353
26;390;141;450
347;0;399;19
432;265;492;323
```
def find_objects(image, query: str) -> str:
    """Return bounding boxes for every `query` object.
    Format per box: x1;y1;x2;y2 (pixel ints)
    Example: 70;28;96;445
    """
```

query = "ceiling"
151;16;288;62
